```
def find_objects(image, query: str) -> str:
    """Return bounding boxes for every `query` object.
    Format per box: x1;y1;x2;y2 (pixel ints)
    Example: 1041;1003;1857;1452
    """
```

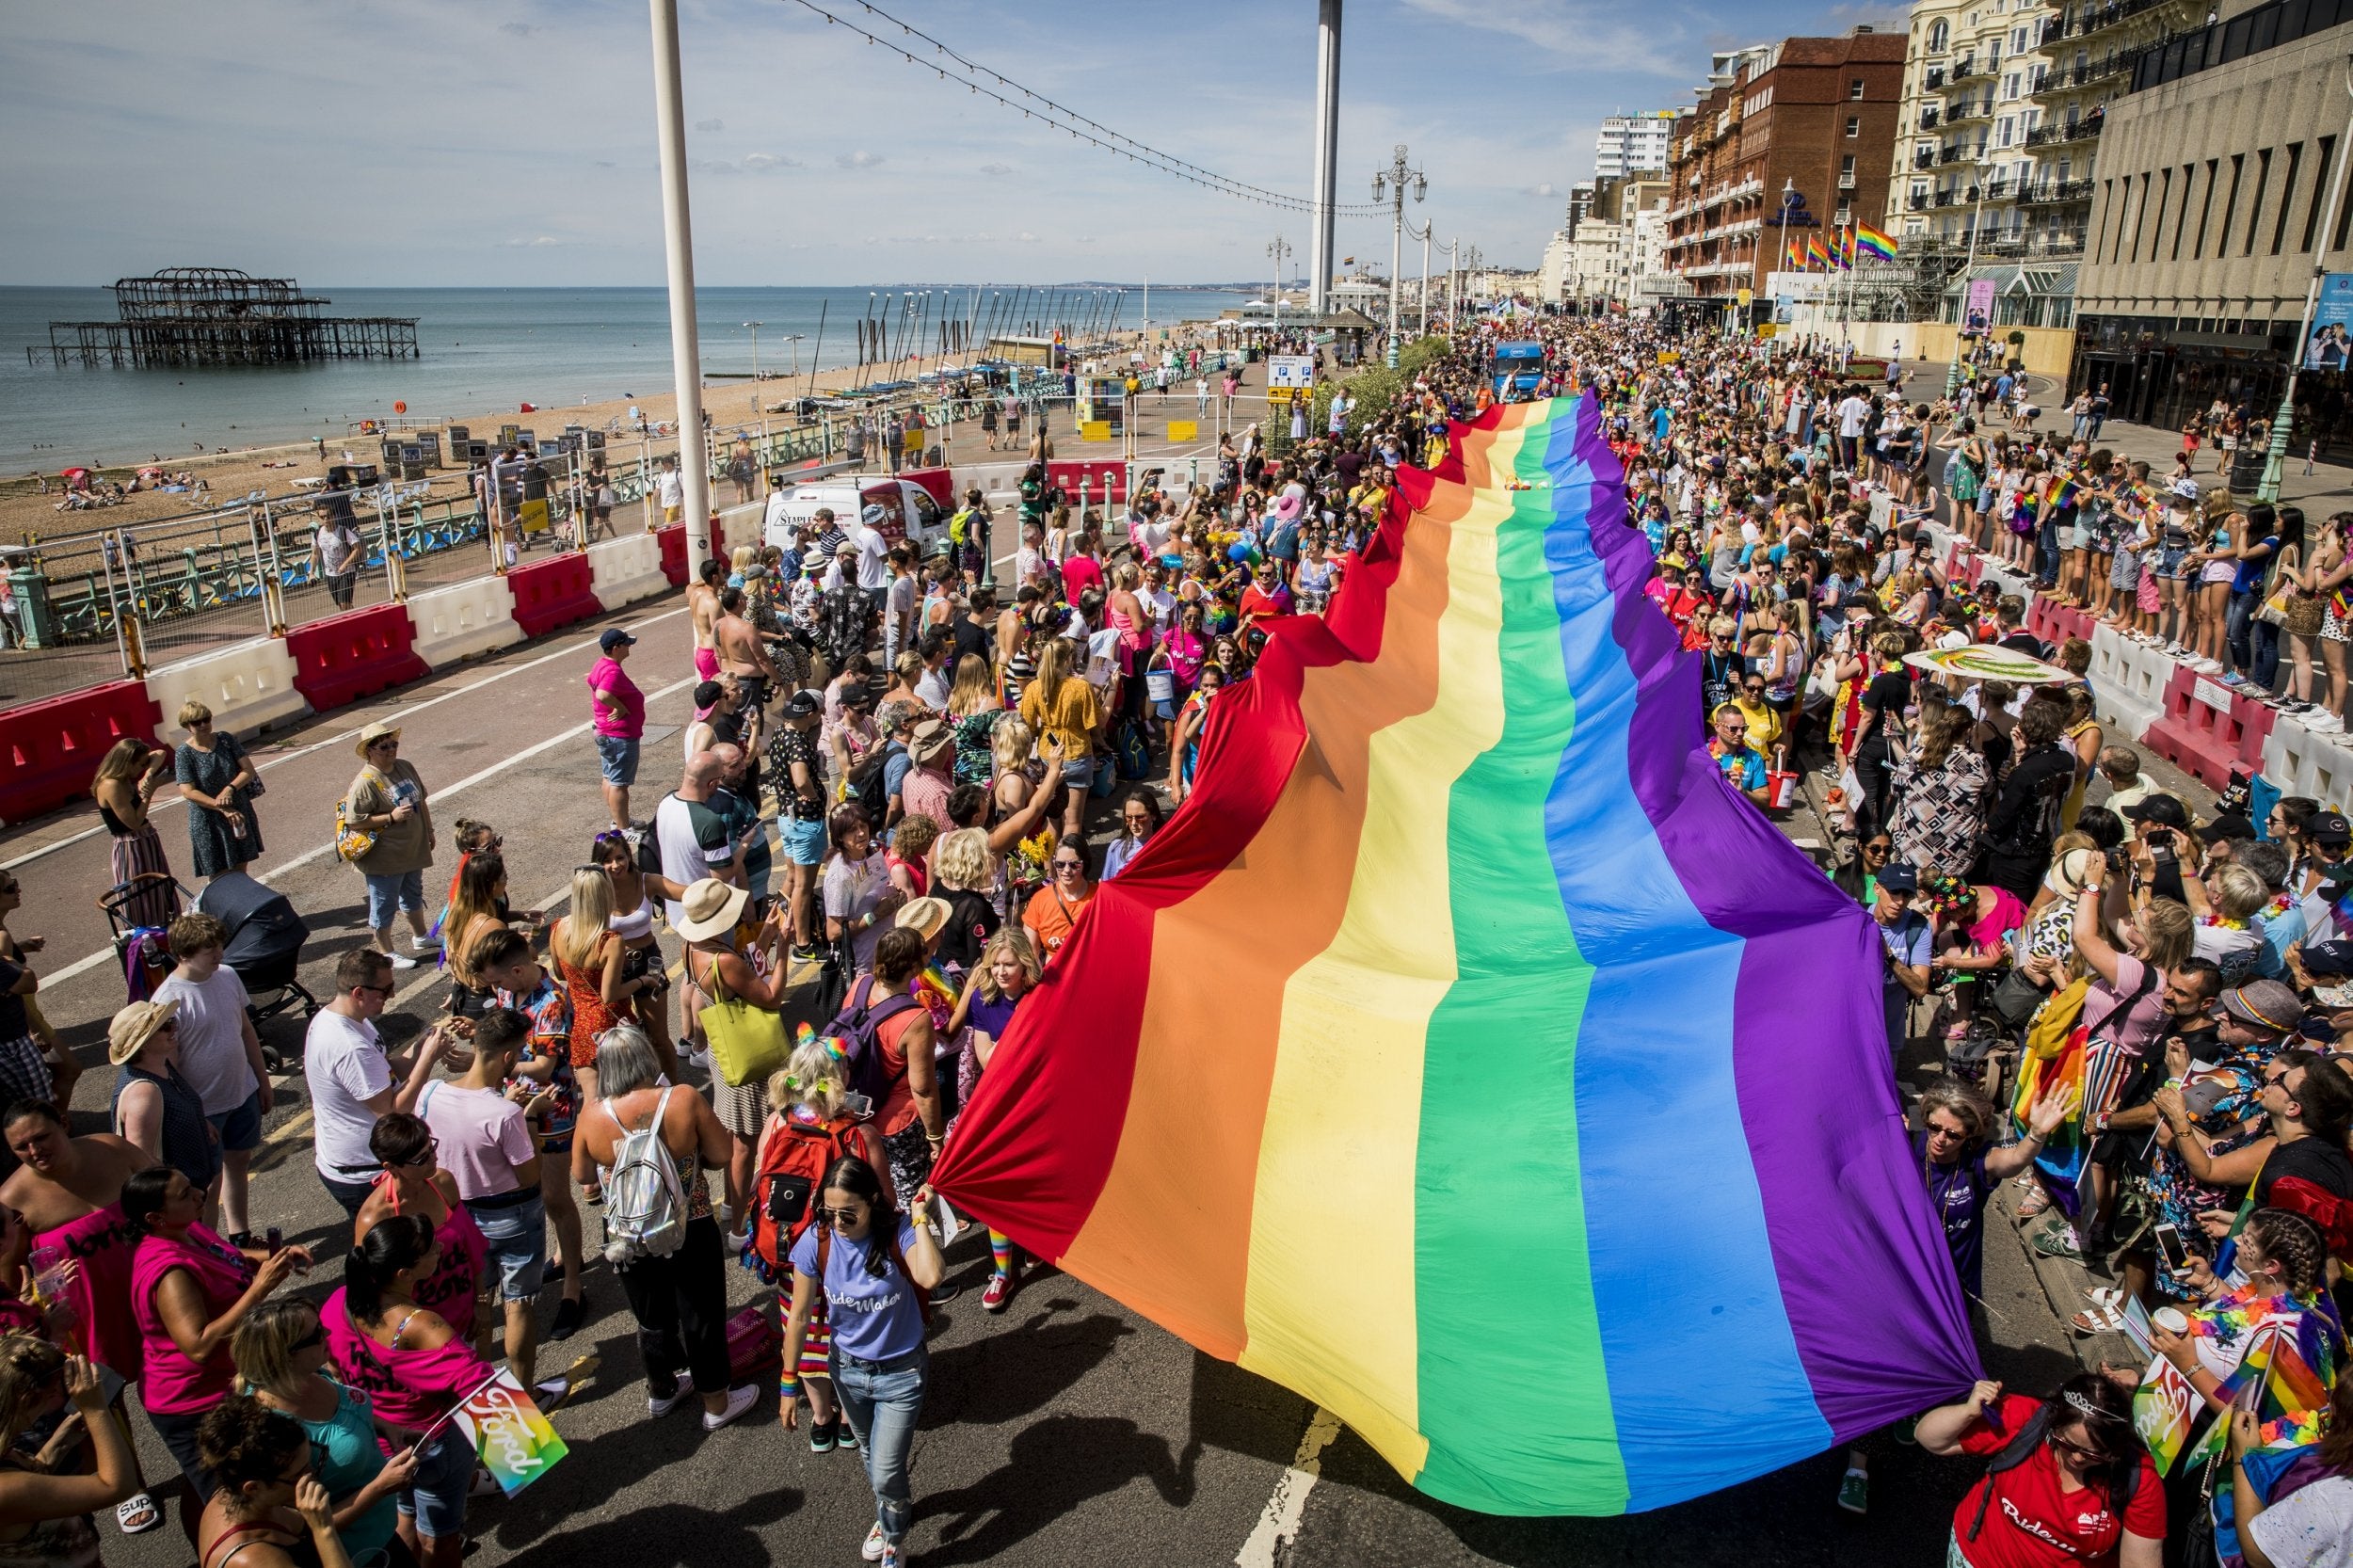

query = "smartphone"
2153;1221;2192;1275
840;1092;874;1119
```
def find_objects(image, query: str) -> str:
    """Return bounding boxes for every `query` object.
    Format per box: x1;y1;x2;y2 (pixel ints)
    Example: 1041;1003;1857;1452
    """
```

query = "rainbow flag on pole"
1857;222;1899;260
1805;233;1831;269
931;397;1982;1516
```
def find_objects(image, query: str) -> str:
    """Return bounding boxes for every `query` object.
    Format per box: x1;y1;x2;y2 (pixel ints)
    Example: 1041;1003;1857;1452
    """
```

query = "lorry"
1492;341;1547;401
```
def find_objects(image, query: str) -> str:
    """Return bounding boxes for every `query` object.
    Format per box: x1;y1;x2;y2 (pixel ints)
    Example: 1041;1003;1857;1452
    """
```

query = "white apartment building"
1594;111;1677;180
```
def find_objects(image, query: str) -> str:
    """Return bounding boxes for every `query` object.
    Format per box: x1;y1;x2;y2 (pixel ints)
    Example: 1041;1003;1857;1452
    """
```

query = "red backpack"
748;1115;871;1279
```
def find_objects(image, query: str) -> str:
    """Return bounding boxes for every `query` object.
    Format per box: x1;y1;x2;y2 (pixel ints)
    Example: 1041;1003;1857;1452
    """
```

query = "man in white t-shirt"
303;948;450;1216
855;512;893;609
655;456;684;523
152;913;269;1241
1835;391;1871;474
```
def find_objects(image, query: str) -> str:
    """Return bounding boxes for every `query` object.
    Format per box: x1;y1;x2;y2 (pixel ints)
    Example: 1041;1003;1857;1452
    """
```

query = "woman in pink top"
123;1164;309;1537
351;1112;488;1347
322;1217;500;1568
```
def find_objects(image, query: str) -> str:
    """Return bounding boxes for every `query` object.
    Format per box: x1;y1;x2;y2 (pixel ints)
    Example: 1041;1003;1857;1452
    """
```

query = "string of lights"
783;0;1382;216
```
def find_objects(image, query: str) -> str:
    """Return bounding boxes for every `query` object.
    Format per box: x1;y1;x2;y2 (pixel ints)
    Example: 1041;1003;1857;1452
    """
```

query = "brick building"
1663;29;1909;307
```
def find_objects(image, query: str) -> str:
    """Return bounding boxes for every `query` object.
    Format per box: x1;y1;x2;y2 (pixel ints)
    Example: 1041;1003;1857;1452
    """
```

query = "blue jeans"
394;1430;473;1544
833;1345;927;1546
2221;588;2259;673
2036;514;2062;587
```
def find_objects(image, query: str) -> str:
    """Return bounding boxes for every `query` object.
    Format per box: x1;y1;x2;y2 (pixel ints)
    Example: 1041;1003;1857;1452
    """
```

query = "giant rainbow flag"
929;396;1981;1516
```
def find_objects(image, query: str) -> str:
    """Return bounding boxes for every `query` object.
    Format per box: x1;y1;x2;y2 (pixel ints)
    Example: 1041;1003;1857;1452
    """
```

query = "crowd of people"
2;315;2351;1568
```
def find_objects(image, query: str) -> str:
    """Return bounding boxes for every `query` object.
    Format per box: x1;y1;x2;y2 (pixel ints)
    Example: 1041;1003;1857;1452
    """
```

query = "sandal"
2016;1191;2052;1222
117;1494;162;1535
2070;1304;2124;1336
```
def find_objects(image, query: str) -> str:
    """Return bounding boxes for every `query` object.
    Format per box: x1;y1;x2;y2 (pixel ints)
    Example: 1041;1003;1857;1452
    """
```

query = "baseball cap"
781;692;820;720
2202;811;2256;843
599;628;637;652
2121;794;2189;830
2307;810;2352;847
1876;862;1920;893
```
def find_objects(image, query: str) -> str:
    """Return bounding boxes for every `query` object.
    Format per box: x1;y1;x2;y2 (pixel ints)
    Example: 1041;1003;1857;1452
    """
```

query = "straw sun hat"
676;878;751;943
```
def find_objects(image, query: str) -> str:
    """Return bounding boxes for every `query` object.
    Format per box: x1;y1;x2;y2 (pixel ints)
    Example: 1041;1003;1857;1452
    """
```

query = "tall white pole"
1309;0;1342;316
649;0;711;571
2260;61;2353;503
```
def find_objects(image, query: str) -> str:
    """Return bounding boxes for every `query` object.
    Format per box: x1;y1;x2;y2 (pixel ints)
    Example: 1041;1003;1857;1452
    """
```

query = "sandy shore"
2;320;1243;549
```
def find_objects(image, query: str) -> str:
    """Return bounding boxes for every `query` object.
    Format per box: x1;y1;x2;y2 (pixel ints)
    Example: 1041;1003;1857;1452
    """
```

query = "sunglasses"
353;983;396;1000
817;1205;866;1226
291;1326;326;1352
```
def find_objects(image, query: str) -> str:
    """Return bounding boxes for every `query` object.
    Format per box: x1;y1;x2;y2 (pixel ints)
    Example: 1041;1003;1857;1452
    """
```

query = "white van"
762;476;949;557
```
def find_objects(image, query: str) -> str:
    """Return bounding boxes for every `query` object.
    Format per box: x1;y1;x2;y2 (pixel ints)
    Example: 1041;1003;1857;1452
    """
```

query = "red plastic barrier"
904;467;954;507
506;553;603;639
657;523;688;586
284;605;430;714
1048;459;1127;504
1943;540;1984;589
2140;664;2275;791
2025;594;2094;650
0;680;163;825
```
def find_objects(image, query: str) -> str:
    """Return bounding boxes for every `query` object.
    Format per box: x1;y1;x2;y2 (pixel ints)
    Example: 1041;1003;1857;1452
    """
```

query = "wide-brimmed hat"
1273;491;1303;522
354;721;401;760
910;719;953;764
676;878;751;943
894;896;952;940
107;998;179;1065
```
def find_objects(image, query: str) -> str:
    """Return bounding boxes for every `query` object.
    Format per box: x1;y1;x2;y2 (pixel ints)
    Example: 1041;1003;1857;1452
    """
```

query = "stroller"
100;871;317;1065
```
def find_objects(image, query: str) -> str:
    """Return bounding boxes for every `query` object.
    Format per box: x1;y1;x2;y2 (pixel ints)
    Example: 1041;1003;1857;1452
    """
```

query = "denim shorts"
363;869;425;929
781;815;829;866
596;734;641;787
395;1430;474;1542
466;1191;549;1301
207;1088;264;1154
149;1404;219;1500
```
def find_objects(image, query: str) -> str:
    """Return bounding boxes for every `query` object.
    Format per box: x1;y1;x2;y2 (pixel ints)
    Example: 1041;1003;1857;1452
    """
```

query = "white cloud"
980;162;1015;177
695;117;726;133
1395;0;1682;77
498;21;533;37
836;150;885;170
1525;182;1560;198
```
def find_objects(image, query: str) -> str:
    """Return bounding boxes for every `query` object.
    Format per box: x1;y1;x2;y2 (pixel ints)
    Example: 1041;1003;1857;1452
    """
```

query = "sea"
0;283;1263;472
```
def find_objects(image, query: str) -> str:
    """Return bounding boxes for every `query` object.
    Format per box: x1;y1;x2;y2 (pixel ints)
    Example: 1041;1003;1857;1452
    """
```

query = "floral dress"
2144;1040;2291;1299
949;707;1000;787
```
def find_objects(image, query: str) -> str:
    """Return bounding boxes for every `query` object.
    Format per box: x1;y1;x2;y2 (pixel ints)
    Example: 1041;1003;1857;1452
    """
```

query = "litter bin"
2229;444;2266;497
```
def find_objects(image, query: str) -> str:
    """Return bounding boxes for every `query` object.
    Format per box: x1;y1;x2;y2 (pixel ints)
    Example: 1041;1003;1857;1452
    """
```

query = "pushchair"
99;872;317;1064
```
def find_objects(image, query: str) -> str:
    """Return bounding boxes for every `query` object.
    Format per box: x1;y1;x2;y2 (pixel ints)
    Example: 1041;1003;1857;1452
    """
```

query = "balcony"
2070;0;2170;42
2025;111;2105;148
1926;66;1946;89
1908;191;1931;211
1918;106;1942;130
1913;148;1938;169
2031;53;2137;98
2018;177;2097;206
1945;95;1993;122
1939;144;1973;165
1949;56;1991;82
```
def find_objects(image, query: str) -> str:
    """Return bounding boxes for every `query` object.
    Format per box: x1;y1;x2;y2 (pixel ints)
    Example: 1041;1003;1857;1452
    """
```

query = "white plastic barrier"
407;577;522;669
588;534;669;610
2086;624;2164;750
2262;712;2353;810
144;635;310;739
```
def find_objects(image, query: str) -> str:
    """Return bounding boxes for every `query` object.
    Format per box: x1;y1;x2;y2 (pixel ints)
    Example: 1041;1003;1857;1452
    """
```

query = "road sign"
1268;355;1314;390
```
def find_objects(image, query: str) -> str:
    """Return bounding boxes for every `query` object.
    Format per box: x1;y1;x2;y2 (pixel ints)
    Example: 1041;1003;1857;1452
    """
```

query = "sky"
0;0;1897;288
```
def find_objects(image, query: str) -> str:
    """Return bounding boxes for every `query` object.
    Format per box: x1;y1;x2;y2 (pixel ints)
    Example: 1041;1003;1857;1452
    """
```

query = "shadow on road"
919;1414;1194;1565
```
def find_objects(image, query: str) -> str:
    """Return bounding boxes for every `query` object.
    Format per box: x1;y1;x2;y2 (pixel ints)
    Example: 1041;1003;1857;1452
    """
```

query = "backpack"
814;1215;934;1328
599;1086;688;1265
749;1116;870;1277
1965;1404;2137;1542
823;975;921;1107
850;740;904;827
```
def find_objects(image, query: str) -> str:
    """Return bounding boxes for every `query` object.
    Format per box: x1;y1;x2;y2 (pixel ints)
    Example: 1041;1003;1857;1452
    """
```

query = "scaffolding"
30;267;419;368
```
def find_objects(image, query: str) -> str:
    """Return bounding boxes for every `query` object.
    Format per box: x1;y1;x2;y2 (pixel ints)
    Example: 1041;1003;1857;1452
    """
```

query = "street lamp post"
1372;144;1426;369
1268;235;1291;336
2259;56;2353;503
744;320;763;423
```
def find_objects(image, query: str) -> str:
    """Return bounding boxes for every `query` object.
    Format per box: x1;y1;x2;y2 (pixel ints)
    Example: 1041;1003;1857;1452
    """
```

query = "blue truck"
1492;340;1546;400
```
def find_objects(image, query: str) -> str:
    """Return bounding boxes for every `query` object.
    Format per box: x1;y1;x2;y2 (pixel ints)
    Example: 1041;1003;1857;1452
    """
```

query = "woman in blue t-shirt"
782;1156;945;1568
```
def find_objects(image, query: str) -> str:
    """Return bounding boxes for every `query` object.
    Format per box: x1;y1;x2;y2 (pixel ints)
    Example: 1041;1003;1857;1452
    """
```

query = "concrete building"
2071;0;2353;449
1889;0;2027;245
1664;29;1909;306
1594;111;1677;180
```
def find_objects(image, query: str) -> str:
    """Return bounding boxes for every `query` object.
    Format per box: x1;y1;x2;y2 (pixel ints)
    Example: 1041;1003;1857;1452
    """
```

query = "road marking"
263;1108;313;1149
32;676;699;991
1235;1405;1343;1568
0;604;692;874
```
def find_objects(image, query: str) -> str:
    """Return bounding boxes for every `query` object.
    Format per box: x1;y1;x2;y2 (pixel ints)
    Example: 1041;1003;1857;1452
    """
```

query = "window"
1929;18;1949;51
2150;168;2170;261
2004;72;2021;100
2012;25;2028;52
2244;148;2272;257
2194;157;2218;257
2092;178;2115;260
1841;153;1857;176
2274;143;2304;254
1998;115;2014;148
2172;163;2194;262
1847;115;1861;137
2218;152;2245;256
2304;136;2337;251
2132;171;2153;264
1850;78;1866;99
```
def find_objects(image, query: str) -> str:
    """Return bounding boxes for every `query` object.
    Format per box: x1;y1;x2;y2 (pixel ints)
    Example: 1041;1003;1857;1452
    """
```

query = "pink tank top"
130;1225;252;1414
33;1204;143;1381
321;1288;496;1432
373;1177;488;1344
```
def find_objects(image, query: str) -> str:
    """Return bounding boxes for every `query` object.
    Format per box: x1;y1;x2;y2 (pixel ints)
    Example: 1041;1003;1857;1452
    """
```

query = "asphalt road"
1;375;2129;1568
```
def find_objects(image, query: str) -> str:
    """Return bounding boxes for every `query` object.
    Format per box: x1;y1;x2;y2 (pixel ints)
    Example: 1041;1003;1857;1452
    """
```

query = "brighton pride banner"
931;396;1980;1515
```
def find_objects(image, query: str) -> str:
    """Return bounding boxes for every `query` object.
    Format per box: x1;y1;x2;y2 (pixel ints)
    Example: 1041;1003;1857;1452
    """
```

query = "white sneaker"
410;934;442;952
384;951;419;971
701;1384;758;1432
862;1523;889;1563
648;1384;694;1417
2311;712;2345;732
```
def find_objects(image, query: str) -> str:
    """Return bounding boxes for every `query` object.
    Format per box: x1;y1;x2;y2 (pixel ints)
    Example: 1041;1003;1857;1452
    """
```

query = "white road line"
0;604;692;874
32;676;699;991
1235;1406;1343;1568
